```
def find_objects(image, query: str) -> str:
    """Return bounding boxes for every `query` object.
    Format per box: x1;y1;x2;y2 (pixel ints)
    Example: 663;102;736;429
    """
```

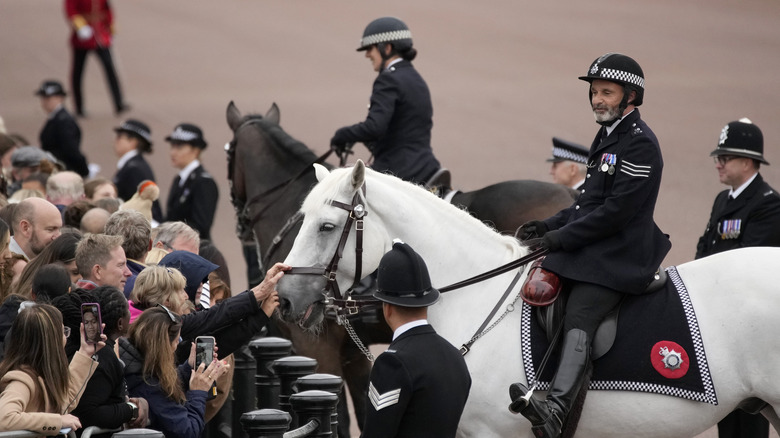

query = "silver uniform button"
575;205;580;210
586;173;591;179
581;189;585;194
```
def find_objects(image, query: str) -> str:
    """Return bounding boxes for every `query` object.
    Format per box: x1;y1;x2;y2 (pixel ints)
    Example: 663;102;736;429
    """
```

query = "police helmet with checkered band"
357;17;413;52
579;53;645;107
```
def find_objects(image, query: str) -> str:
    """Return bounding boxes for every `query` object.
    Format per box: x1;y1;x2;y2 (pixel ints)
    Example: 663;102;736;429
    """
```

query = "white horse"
276;160;780;437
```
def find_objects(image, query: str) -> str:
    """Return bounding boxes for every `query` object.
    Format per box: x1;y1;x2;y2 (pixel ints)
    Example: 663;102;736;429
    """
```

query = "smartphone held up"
81;303;103;344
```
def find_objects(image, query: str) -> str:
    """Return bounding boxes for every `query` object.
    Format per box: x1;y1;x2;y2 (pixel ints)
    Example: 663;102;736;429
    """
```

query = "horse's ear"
314;163;330;182
266;103;280;125
227;101;242;132
351;160;366;190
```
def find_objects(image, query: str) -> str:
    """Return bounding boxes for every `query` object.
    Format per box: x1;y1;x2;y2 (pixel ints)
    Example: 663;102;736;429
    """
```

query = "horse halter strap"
287;185;368;306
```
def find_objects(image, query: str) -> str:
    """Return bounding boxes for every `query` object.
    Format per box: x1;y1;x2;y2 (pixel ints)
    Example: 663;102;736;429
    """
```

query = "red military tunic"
65;0;113;50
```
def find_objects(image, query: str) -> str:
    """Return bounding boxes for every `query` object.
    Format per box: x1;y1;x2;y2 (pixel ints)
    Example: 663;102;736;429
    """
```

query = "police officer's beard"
592;103;621;124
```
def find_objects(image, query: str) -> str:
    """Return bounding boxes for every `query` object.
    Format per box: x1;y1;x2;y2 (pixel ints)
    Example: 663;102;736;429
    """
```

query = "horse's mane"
242;114;319;163
304;166;524;252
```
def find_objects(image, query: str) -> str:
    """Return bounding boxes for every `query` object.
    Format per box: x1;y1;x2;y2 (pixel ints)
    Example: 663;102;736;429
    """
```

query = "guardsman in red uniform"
65;0;128;117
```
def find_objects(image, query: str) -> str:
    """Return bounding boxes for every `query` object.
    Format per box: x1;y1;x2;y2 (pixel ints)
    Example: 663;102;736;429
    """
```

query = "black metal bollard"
271;356;318;420
294;374;343;436
248;337;293;409
231;344;257;438
288;390;340;438
111;429;165;438
239;409;291;438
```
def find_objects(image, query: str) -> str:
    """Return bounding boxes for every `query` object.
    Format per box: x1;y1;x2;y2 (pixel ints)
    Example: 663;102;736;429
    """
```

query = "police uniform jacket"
361;324;470;438
695;173;780;259
541;110;671;295
66;0;113;50
39;106;89;177
114;153;162;222
332;60;440;185
165;165;218;240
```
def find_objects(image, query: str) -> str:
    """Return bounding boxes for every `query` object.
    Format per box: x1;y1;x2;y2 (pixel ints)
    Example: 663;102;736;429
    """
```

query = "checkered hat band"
553;146;587;163
169;127;199;142
120;123;151;143
599;68;645;89
360;30;412;47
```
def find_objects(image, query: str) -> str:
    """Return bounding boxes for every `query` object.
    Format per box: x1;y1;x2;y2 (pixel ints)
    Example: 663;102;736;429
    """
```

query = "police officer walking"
696;118;780;438
362;241;471;438
508;53;671;438
331;17;443;186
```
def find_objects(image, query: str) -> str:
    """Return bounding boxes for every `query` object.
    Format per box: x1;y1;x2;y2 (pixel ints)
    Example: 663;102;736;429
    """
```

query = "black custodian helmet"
374;240;440;308
579;53;645;107
357;17;413;52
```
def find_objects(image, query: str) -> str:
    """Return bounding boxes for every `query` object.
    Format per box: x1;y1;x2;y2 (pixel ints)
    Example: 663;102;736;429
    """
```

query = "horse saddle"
536;267;668;360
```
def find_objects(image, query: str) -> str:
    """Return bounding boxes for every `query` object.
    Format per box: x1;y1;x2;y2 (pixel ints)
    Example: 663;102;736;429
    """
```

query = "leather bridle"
285;184;372;316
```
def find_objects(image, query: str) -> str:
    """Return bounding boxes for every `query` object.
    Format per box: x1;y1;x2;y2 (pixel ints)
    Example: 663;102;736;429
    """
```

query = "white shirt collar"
48;104;64;120
392;319;428;341
117;149;139;170
605;109;635;136
385;58;403;70
729;172;758;199
178;159;201;186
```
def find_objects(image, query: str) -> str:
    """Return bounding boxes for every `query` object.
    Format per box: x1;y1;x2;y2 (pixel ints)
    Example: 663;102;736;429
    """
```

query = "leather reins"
282;178;550;319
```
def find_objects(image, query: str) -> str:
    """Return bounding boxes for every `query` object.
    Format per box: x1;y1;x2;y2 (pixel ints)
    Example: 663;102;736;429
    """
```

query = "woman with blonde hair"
119;307;228;438
0;303;104;433
129;265;190;321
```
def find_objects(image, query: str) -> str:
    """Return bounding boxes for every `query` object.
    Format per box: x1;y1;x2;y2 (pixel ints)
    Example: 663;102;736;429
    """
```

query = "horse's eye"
319;223;336;232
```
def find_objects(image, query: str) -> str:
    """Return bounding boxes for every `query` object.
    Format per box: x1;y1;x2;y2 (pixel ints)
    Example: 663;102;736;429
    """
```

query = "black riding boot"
509;329;590;438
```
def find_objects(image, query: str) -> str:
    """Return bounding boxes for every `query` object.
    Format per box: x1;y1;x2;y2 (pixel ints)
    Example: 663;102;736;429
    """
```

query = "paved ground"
2;0;779;436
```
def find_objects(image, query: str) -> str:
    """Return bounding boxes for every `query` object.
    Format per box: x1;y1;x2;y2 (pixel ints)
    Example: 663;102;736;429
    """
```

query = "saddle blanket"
521;266;718;404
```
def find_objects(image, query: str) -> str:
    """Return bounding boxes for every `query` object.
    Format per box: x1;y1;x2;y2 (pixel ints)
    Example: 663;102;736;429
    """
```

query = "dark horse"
225;101;576;436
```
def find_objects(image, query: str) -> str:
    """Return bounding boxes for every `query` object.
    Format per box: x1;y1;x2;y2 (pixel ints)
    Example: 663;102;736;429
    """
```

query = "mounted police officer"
696;118;779;438
330;17;443;186
547;137;589;190
361;240;470;438
508;53;671;438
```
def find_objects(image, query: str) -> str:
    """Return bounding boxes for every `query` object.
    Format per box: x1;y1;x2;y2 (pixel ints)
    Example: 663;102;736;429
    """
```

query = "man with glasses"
696;118;780;263
697;118;780;438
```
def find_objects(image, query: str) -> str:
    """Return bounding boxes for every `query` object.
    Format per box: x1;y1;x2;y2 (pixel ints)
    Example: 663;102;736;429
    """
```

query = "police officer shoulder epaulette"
631;123;644;136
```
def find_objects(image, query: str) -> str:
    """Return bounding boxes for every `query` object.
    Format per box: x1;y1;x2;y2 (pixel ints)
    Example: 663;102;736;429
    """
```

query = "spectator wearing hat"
547;137;589;190
35;80;90;177
362;240;471;438
65;0;128;117
164;123;219;240
9;146;50;196
113;119;163;222
697;120;780;438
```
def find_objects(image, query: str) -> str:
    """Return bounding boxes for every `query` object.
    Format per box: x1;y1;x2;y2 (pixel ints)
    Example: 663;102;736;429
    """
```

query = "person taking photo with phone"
119;306;228;438
0;303;104;434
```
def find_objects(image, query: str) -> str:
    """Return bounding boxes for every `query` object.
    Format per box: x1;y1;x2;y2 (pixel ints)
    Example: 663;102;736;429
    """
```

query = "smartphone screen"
195;336;215;368
81;303;103;344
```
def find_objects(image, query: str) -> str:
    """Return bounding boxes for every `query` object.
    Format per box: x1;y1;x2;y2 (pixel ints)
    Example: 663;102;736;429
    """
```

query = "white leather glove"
77;25;94;41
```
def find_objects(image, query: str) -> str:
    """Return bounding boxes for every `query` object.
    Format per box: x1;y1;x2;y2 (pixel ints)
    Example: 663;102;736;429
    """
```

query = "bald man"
9;197;63;260
80;207;111;234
